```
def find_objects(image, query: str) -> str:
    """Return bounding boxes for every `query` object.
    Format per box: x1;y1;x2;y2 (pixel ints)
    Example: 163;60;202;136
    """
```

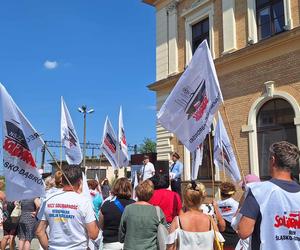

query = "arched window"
257;98;297;179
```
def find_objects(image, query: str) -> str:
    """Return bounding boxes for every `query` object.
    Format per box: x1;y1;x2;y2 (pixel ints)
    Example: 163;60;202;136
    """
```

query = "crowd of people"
0;141;299;250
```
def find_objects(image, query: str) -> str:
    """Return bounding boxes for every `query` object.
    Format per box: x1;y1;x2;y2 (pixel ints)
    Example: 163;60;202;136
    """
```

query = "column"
222;0;237;53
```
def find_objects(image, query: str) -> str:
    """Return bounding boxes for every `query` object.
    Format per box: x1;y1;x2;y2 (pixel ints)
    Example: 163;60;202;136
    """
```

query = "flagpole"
99;153;102;171
99;153;103;192
60;141;63;168
44;144;74;191
222;104;246;181
208;133;215;199
221;150;227;182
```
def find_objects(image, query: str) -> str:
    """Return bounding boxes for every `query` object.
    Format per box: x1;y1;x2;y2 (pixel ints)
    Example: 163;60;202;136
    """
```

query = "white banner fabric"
0;83;45;201
61;97;82;165
157;40;223;152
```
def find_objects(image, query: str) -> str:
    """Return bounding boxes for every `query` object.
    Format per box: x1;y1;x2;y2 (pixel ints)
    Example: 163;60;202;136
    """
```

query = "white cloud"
44;60;58;70
146;105;156;111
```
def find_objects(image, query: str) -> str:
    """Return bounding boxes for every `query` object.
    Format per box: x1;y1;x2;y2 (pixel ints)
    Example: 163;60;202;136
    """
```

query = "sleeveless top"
21;199;36;213
249;181;300;250
166;216;225;250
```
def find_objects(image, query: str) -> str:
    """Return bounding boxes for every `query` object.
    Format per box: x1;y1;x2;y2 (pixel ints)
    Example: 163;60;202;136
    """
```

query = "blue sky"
0;1;156;168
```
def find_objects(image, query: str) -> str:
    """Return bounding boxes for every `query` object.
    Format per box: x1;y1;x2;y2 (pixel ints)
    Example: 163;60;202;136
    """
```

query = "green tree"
138;138;156;153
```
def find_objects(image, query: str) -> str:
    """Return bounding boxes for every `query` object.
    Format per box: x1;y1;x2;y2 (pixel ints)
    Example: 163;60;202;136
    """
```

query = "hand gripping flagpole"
222;104;246;182
44;144;74;191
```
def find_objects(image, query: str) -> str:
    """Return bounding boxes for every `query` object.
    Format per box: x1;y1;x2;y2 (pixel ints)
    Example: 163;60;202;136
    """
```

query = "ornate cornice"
167;0;178;14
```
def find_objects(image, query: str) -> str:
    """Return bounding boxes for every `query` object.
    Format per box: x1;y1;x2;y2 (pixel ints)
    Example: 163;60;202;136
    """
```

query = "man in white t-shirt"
36;165;99;250
140;155;155;181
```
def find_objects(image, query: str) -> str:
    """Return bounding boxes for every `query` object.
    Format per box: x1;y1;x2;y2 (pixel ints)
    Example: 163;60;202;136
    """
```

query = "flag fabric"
61;97;82;165
95;173;103;199
157;40;223;152
81;172;102;250
118;106;129;167
81;172;92;202
0;83;45;201
191;144;203;180
132;170;139;201
214;112;241;182
100;116;119;169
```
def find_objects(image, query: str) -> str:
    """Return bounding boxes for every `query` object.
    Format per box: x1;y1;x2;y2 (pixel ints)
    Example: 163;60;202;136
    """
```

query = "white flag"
118;106;129;167
95;173;102;198
132;170;138;201
100;116;119;169
157;40;223;152
61;97;82;165
0;83;45;201
81;172;92;202
191;144;203;180
214;113;241;182
81;172;102;250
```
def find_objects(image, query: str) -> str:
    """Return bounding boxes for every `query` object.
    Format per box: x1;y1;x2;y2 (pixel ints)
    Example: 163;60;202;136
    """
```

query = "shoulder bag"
209;216;224;250
155;206;168;250
11;201;21;223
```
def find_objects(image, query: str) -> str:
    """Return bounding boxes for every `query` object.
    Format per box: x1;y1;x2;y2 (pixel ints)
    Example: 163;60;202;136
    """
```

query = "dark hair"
87;179;98;190
135;180;154;202
172;152;180;159
143;155;149;160
111;177;132;199
149;174;169;190
220;182;236;198
102;179;109;186
61;165;82;185
269;141;300;172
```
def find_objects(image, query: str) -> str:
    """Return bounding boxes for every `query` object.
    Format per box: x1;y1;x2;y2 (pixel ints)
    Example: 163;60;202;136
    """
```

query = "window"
192;18;209;54
87;169;106;180
184;3;214;64
257;99;297;179
256;0;285;40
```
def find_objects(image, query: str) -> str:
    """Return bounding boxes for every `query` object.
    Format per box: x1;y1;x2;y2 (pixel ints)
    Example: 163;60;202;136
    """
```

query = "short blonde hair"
197;182;206;196
183;182;205;208
135;180;154;202
45;176;55;191
111;177;132;199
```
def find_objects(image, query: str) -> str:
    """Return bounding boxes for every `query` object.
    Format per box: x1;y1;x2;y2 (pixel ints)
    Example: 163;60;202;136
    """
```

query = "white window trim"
183;3;215;66
242;91;300;177
247;0;293;44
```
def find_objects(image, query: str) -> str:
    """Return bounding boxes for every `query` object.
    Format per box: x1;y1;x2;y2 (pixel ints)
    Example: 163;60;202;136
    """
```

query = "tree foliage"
138;138;156;153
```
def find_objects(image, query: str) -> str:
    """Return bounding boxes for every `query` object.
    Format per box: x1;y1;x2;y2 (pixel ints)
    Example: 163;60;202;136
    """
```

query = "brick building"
143;0;300;187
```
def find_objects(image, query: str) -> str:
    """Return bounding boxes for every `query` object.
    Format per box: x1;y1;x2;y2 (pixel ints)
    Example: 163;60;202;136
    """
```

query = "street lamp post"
78;105;94;173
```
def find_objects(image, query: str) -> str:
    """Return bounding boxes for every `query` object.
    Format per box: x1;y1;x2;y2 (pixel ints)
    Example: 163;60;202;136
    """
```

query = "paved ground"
0;228;40;250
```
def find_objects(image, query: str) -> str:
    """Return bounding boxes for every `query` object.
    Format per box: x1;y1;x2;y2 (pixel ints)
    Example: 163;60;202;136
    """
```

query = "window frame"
183;3;215;66
191;17;210;54
256;98;297;179
256;0;285;40
243;90;300;180
247;0;293;44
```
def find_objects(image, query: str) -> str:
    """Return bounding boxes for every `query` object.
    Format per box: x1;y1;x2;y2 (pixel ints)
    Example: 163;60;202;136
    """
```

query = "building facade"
144;0;300;183
50;156;129;183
